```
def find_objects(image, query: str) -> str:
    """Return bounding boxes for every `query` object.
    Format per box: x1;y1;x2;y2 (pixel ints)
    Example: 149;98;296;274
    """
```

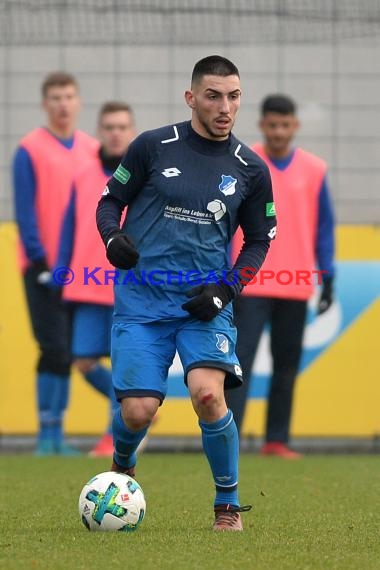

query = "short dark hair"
261;94;297;116
98;101;134;123
191;55;240;86
41;71;79;97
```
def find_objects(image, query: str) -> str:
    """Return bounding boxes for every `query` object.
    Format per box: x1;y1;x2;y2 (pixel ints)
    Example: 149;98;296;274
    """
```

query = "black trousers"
226;295;307;443
23;267;72;376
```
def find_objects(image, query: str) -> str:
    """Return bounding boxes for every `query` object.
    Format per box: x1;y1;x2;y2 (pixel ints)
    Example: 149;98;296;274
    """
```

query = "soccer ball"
78;471;146;532
207;199;227;222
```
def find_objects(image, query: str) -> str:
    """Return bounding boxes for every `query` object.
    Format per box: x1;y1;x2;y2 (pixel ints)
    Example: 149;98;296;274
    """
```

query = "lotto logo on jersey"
162;167;181;177
219;174;237;196
266;202;276;216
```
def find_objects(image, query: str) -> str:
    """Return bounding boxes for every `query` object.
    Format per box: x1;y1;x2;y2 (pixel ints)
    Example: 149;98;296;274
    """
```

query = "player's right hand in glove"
106;230;139;269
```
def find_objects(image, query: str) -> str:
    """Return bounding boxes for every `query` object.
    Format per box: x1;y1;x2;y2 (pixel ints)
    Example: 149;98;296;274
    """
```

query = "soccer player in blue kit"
96;55;277;531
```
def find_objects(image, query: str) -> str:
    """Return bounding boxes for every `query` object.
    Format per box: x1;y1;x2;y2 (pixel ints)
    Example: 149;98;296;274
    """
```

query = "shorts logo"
268;226;277;239
234;364;242;377
216;333;229;354
102;185;110;196
266;202;276;216
219;174;237;196
114;164;131;185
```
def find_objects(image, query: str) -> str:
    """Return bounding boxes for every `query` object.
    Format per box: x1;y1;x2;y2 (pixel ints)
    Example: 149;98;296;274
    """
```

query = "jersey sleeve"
238;162;277;243
229;163;276;290
316;175;335;280
55;186;75;269
13;146;46;262
104;133;151;205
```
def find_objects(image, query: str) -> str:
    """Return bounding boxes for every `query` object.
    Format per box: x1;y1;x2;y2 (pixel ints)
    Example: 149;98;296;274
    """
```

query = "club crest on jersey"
219;174;237;196
216;333;229;354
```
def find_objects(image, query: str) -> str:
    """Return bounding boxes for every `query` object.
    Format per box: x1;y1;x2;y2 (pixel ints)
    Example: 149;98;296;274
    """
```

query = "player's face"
43;84;80;131
98;111;136;156
259;112;299;155
185;75;241;140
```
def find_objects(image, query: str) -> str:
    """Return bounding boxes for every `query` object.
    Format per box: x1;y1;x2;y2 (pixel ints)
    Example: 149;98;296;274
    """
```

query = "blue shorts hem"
185;361;243;390
115;388;165;403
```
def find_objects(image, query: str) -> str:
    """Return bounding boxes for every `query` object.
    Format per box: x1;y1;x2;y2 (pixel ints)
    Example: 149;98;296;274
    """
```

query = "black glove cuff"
217;280;238;303
106;229;123;248
322;275;334;291
32;258;49;273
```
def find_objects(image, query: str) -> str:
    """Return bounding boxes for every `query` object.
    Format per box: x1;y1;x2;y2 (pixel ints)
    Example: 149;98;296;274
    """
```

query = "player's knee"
38;351;71;376
121;399;157;431
74;358;98;375
194;388;222;418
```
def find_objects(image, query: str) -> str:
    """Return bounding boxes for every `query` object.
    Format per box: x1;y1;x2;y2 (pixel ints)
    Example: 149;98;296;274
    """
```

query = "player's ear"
185;90;195;109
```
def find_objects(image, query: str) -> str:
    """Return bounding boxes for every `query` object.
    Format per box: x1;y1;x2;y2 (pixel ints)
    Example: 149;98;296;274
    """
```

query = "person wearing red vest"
53;101;137;457
226;94;335;458
13;72;99;455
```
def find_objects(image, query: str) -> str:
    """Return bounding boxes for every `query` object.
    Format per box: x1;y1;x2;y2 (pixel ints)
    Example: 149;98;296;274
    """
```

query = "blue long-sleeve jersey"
97;121;277;322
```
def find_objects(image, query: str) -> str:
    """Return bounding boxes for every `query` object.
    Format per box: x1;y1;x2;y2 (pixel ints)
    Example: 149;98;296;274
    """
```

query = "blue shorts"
72;304;113;358
111;312;243;402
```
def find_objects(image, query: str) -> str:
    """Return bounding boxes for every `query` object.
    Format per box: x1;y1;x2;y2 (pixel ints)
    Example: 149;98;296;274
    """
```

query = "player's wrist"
106;229;123;249
216;281;237;303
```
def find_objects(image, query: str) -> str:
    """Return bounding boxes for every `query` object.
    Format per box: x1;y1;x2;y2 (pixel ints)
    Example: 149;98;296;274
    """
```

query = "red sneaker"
89;434;114;458
260;442;302;459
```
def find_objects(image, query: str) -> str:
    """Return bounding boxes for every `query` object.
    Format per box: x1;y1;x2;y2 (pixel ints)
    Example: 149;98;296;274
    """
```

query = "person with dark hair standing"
54;102;136;457
96;55;276;530
13;72;99;455
226;94;335;458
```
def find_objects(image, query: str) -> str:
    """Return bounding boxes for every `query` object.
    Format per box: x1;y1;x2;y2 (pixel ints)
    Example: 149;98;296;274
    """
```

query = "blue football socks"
84;364;119;433
112;407;148;469
36;372;56;441
199;409;240;507
50;374;70;447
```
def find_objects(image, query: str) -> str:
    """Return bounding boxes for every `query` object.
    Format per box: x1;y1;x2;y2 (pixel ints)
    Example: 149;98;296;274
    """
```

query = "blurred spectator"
54;101;136;457
13;72;99;455
226;94;335;458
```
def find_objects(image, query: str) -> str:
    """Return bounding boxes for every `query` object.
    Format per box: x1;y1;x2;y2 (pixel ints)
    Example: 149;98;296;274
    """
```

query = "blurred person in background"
226;94;335;458
13;72;99;455
53;101;137;457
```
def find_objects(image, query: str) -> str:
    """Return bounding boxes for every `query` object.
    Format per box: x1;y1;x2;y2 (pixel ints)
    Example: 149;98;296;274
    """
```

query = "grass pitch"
1;453;379;570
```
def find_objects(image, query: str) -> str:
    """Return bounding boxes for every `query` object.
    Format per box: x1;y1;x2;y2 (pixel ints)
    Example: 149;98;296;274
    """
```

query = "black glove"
317;276;334;315
106;230;139;270
181;283;234;321
30;258;51;285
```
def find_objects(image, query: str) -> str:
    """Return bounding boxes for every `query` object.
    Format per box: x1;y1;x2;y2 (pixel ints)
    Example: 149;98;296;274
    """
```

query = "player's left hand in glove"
317;276;334;315
106;230;139;269
181;283;234;322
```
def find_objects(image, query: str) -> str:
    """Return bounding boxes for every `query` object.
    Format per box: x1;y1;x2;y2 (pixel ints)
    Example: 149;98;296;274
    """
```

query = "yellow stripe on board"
0;222;379;436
